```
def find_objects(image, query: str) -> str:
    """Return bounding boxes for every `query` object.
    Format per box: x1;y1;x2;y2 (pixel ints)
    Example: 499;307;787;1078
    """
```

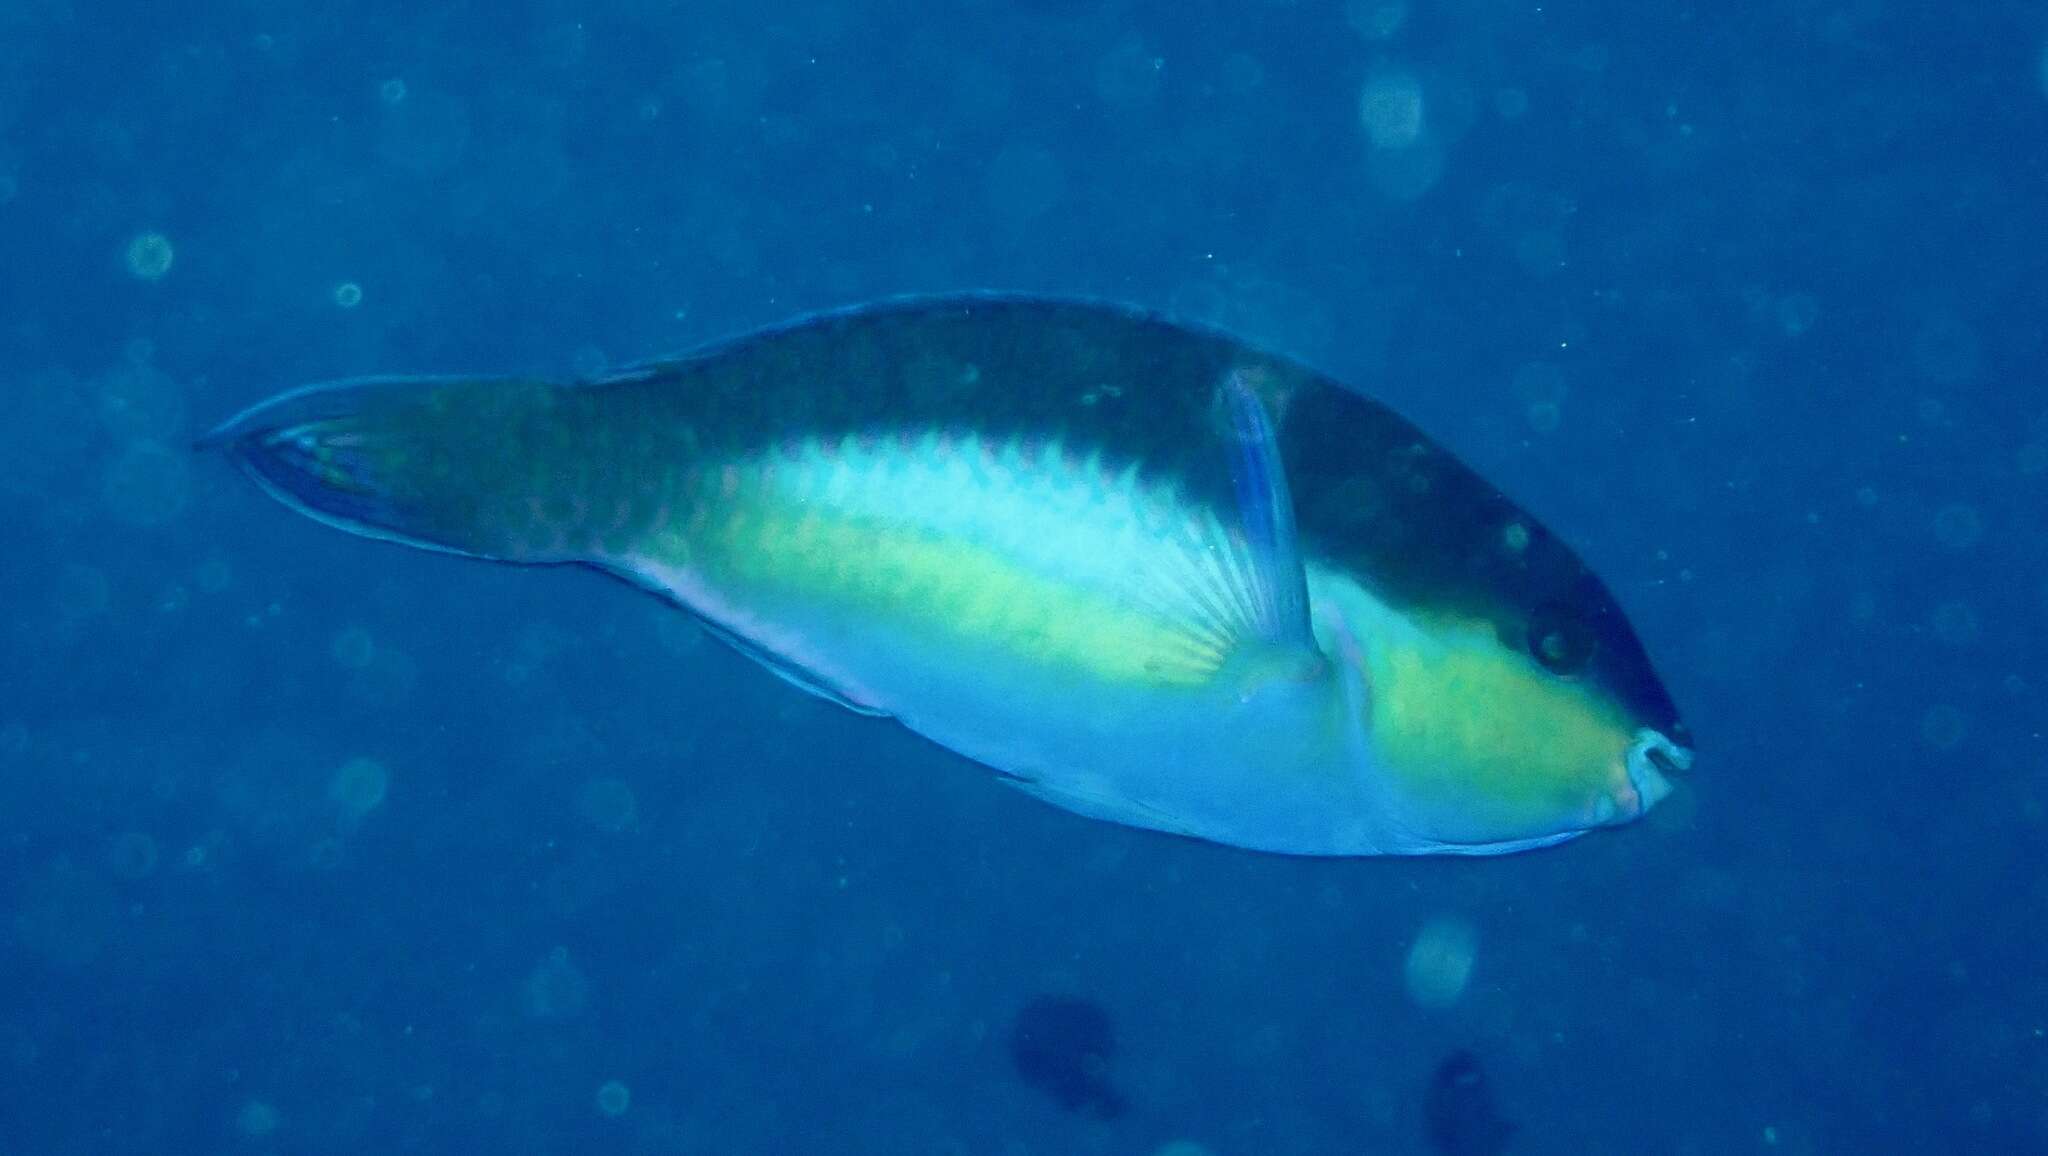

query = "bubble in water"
1359;70;1426;150
1920;704;1967;750
1404;915;1479;1009
236;1099;281;1136
333;281;363;308
96;362;187;443
330;626;375;669
1776;292;1819;337
1931;503;1983;551
379;77;407;105
101;440;191;526
124;231;174;281
523;946;590;1021
985;142;1066;223
195;552;234;594
595;1079;631;1117
105;831;159;880
1930;601;1979;646
329;756;390;820
576;777;638;832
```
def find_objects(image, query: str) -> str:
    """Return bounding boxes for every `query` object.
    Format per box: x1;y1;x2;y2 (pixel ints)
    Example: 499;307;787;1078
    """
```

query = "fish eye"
1525;603;1594;675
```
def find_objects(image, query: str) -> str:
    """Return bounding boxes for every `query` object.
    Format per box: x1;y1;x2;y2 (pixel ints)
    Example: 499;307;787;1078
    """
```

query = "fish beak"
1621;728;1691;818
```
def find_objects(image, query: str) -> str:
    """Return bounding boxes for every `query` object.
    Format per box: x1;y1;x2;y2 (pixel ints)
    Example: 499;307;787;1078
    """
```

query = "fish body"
206;294;1691;856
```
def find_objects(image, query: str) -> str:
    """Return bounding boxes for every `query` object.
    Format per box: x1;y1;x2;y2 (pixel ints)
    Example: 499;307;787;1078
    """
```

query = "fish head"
1338;576;1693;854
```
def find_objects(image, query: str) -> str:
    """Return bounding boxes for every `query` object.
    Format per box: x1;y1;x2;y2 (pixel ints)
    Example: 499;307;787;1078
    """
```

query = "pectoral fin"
1211;368;1331;696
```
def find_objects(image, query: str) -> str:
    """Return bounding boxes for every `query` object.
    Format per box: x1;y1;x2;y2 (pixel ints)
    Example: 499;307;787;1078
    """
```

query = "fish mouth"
1622;728;1692;818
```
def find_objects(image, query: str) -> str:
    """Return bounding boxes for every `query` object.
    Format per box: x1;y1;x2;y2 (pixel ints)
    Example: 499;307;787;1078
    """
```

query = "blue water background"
2;1;2044;1152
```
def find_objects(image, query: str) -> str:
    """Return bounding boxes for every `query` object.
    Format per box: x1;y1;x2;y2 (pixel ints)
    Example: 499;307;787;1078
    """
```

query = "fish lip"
1623;728;1691;817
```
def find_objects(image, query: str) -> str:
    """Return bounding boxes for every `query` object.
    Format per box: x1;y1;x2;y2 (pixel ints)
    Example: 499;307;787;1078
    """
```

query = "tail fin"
200;374;592;563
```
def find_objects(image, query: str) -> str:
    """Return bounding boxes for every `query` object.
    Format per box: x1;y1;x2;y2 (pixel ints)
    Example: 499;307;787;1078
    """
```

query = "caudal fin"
201;373;588;563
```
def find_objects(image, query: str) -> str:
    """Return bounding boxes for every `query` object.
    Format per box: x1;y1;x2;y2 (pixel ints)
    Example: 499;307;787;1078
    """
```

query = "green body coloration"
206;295;1692;856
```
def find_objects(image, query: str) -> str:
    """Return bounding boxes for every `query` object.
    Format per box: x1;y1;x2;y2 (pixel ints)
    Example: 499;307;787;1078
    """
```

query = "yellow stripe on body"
657;431;1269;691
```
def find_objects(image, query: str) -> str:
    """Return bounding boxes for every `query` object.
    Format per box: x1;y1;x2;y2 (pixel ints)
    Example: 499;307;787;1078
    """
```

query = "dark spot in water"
1007;995;1126;1119
1425;1050;1515;1156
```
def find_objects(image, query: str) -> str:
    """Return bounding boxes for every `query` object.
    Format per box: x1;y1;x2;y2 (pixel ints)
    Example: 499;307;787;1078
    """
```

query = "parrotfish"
204;294;1691;856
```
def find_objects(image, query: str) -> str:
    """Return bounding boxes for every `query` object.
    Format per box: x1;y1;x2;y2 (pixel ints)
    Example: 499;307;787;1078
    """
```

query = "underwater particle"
1920;704;1967;750
333;281;363;308
1931;503;1983;552
105;831;160;880
1930;601;1980;646
96;361;188;443
329;625;375;669
1153;1142;1216;1156
124;231;174;281
984;142;1066;223
595;1079;631;1117
575;777;639;832
1524;400;1562;434
1094;36;1163;110
523;946;590;1021
379;77;407;105
1493;88;1529;119
101;440;192;526
328;756;390;819
2018;441;2048;475
1346;0;1410;39
1008;995;1126;1118
1775;292;1819;337
1424;1050;1515;1156
0;172;17;205
1500;521;1531;554
236;1099;280;1136
54;562;111;619
194;552;234;594
1405;916;1479;1009
0;721;27;759
1359;70;1426;150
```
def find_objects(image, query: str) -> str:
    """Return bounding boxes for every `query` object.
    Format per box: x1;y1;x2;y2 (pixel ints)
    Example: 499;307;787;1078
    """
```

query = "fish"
1007;995;1126;1118
201;293;1692;856
1424;1050;1515;1156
